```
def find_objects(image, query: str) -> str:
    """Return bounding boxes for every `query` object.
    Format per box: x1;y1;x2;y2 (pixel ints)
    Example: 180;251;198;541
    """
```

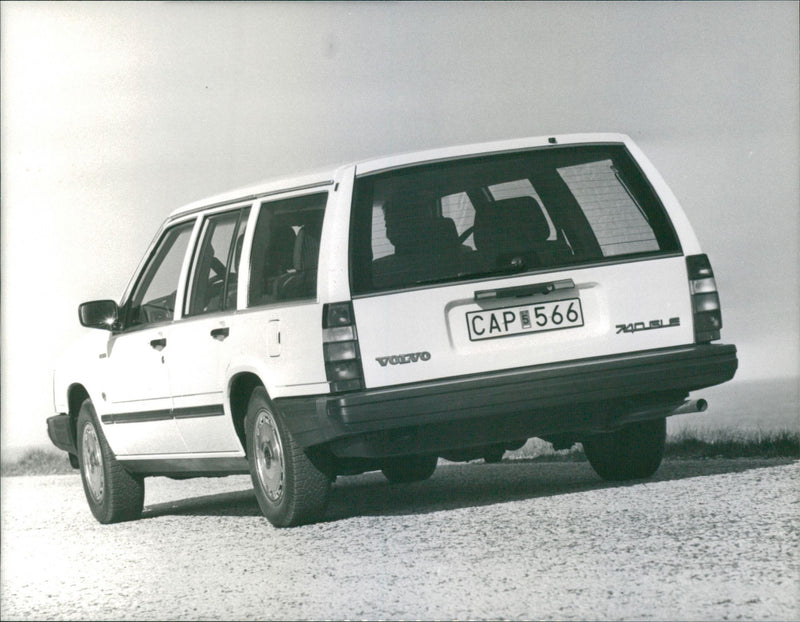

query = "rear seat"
373;216;461;287
474;196;572;269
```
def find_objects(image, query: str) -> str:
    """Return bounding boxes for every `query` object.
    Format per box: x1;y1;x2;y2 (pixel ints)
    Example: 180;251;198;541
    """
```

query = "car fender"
53;329;113;417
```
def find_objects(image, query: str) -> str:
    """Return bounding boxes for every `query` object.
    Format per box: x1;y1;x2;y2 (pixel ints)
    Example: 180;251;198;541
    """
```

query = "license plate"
466;298;584;341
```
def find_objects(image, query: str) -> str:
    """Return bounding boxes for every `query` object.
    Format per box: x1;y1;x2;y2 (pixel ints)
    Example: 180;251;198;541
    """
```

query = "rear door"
349;143;695;389
166;204;251;453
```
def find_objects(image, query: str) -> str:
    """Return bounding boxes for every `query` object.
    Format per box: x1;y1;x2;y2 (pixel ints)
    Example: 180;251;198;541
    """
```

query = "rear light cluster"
686;254;722;343
322;302;364;393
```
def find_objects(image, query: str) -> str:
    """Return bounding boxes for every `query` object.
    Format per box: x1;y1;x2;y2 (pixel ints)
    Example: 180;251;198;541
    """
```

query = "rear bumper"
279;343;737;458
47;413;77;455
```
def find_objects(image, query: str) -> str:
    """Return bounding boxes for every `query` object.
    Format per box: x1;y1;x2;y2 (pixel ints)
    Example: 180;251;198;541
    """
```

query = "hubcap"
81;423;104;503
254;409;285;503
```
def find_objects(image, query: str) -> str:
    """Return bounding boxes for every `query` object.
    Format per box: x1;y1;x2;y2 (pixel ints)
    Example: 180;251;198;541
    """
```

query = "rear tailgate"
348;139;697;391
354;256;693;388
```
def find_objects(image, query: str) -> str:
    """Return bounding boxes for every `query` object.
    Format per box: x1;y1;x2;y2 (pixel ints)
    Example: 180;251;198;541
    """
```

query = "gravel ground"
1;458;797;621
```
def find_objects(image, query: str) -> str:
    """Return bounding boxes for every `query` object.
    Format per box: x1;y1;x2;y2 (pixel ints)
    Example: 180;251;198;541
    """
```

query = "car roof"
168;132;631;219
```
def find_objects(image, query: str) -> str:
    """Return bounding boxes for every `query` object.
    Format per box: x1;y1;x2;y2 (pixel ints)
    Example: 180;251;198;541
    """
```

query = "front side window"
185;208;250;317
349;144;679;295
126;221;194;328
248;192;327;306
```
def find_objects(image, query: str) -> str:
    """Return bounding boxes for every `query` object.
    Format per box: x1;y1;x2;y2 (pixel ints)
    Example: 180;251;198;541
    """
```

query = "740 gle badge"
616;317;680;334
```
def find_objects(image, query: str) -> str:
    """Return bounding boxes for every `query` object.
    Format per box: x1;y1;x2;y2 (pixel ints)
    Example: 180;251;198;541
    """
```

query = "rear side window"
184;207;250;317
349;144;679;295
248;192;327;306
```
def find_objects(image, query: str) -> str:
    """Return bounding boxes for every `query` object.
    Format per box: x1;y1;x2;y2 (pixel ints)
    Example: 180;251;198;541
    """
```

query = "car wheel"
582;418;666;481
381;454;438;484
483;445;505;464
76;399;144;523
245;387;331;527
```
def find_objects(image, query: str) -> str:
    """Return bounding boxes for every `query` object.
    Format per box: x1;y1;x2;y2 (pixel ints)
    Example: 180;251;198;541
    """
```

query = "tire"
245;387;331;527
76;399;144;523
582;418;666;481
381;454;438;484
483;446;505;464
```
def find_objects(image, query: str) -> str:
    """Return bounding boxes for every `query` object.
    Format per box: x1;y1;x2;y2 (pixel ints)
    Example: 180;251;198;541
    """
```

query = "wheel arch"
67;383;91;432
228;371;266;453
63;384;92;467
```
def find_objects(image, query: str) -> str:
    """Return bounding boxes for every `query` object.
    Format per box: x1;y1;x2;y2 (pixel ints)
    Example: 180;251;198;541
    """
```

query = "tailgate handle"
474;278;575;301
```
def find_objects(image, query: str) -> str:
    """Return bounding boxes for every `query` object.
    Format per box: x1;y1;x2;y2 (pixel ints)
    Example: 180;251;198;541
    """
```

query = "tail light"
686;254;722;343
322;302;364;393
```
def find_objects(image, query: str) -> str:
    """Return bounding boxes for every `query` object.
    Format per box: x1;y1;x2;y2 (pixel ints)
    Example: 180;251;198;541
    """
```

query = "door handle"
210;327;230;341
149;337;167;351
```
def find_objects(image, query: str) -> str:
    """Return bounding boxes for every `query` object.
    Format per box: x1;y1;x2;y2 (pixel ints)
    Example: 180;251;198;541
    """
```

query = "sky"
1;1;798;450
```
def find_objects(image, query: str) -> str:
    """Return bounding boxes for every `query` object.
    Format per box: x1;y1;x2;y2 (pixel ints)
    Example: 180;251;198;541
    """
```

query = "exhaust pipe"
671;398;708;415
603;397;709;430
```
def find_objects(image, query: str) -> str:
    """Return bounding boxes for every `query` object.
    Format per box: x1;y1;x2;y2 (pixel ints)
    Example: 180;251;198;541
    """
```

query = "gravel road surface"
1;459;797;621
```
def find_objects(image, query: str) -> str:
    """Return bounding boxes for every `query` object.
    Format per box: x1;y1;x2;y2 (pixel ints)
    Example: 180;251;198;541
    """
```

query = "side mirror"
78;300;119;331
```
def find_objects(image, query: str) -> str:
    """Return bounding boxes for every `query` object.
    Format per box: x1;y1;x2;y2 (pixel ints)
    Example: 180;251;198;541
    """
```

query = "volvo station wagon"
48;133;738;527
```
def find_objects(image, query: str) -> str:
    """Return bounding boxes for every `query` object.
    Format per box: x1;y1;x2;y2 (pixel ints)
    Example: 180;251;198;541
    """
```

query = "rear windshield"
349;144;680;295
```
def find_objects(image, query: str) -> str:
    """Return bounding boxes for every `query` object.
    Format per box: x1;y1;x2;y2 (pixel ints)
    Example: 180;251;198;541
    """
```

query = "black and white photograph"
1;1;798;620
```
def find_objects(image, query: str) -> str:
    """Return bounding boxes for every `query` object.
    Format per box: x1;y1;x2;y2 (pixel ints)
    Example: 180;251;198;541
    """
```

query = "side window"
370;204;394;261
440;192;476;250
488;179;557;241
248;192;327;307
557;160;659;256
185;207;250;317
366;186;466;290
126;222;194;328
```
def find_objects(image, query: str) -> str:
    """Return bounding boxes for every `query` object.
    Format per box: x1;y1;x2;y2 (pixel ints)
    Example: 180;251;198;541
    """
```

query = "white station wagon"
48;133;737;527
